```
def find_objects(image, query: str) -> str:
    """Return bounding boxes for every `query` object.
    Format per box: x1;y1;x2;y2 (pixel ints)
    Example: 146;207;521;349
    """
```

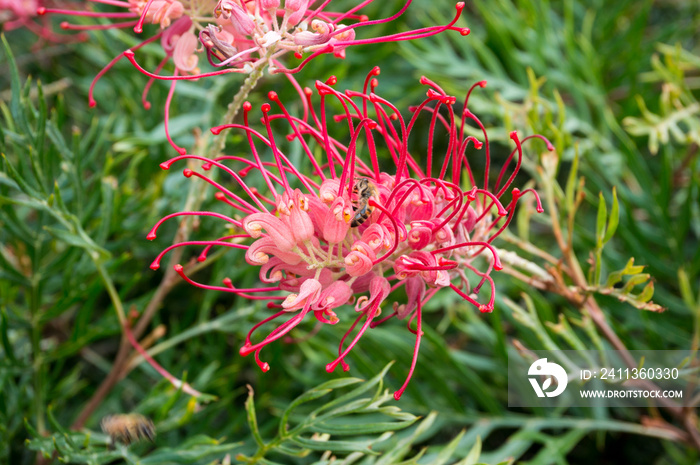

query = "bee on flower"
148;69;552;399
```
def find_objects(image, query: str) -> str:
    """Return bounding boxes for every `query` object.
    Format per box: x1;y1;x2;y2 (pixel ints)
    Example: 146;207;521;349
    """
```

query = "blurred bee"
351;178;379;227
101;413;155;446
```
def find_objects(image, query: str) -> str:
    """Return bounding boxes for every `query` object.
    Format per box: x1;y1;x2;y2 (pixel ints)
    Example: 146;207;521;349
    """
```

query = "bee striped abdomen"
350;178;379;228
351;203;374;227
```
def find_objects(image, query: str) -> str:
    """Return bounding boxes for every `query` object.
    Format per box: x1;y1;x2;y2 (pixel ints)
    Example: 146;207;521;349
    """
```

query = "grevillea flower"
1;0;87;42
148;69;552;399
37;0;469;154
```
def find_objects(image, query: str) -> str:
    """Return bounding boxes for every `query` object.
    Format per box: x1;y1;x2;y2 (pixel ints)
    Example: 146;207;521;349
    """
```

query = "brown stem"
529;170;700;449
71;246;185;430
71;68;265;430
72;334;130;430
683;411;700;451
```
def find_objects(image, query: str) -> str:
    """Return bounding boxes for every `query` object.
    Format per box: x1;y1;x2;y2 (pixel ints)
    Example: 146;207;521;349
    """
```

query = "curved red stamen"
151;240;247;270
147;211;241;240
393;299;422;400
326;300;380;373
123;49;247;80
432;241;502;270
134;0;157;33
371;200;403;264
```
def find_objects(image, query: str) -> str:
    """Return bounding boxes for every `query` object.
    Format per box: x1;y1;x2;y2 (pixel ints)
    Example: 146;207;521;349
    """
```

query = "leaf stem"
71;66;266;430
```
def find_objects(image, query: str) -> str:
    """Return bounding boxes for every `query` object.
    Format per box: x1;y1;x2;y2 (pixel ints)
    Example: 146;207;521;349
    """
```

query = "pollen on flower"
151;70;552;398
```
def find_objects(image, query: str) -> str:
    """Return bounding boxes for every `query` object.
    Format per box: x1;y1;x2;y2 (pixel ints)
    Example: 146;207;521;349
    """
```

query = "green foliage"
26;390;242;465
623;44;700;155
2;0;700;463
238;365;418;463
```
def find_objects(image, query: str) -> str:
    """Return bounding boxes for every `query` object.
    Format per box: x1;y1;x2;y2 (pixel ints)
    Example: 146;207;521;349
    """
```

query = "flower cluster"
1;0;39;31
148;69;551;399
37;0;468;153
1;0;87;42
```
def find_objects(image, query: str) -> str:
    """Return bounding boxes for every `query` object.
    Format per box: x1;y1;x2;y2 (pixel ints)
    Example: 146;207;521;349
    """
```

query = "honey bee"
351;178;379;227
101;413;155;446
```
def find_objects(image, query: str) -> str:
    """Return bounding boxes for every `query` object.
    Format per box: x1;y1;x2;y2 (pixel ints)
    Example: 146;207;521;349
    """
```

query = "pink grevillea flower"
37;0;468;154
1;0;88;43
36;0;196;110
148;69;552;400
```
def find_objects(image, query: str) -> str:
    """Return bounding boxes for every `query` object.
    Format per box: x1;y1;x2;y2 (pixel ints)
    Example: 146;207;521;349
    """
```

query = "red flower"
37;0;469;154
149;69;551;399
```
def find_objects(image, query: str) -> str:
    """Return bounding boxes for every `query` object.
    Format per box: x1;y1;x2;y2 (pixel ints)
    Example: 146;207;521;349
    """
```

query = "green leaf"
310;418;417;436
245;385;265;448
605;258;645;288
97;177;115;244
290;436;379;455
432;429;465;465
280;377;362;437
373;412;438;465
637;281;655;303
43;225;109;258
1;34;30;139
621;273;650;293
312;363;393;417
596;191;607;246
0;247;31;286
457;436;482;465
138;437;242;464
564;144;580;213
602;187;619;244
1;153;43;199
0;306;17;363
678;268;697;309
